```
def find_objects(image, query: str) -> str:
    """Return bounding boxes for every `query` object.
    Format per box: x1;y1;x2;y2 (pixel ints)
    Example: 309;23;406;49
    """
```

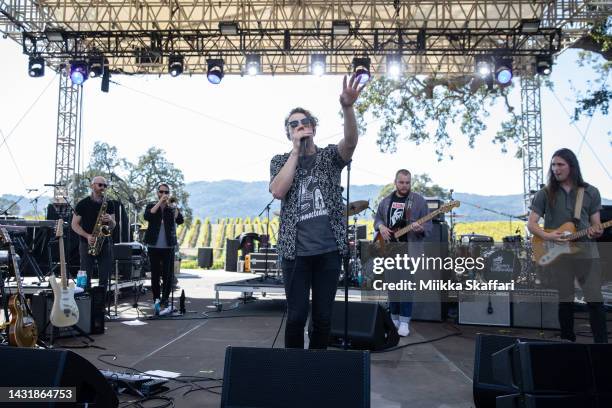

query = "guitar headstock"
439;200;460;213
55;219;63;238
0;227;11;245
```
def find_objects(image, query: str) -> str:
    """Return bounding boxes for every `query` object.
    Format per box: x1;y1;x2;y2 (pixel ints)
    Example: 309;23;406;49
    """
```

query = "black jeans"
282;251;341;349
148;247;175;304
78;239;112;289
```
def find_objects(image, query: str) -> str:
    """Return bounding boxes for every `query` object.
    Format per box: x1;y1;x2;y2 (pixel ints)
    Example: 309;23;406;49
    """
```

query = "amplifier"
512;289;560;329
31;290;92;339
458;291;511;326
425;197;446;222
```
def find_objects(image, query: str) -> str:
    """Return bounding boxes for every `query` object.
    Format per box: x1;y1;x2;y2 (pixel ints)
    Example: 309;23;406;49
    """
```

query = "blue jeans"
389;301;413;322
282;251;341;349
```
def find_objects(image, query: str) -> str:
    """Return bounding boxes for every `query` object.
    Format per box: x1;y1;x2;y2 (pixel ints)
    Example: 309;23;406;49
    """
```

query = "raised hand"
339;73;366;108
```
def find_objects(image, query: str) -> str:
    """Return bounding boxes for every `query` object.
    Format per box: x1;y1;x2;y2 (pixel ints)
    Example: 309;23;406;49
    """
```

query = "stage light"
520;19;541;34
310;54;326;77
386;54;402;80
474;55;493;79
495;58;513;85
332;20;351;36
88;56;105;78
44;29;64;42
246;54;260;76
168;55;184;77
219;21;239;35
207;59;224;84
352;57;371;85
28;56;45;77
536;55;552;75
69;60;88;85
417;29;426;52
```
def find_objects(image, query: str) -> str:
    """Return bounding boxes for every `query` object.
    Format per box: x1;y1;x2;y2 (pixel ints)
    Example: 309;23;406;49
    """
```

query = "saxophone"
88;195;112;256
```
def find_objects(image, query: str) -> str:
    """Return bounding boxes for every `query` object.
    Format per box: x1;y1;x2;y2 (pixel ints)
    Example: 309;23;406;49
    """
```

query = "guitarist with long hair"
374;169;432;336
527;148;607;343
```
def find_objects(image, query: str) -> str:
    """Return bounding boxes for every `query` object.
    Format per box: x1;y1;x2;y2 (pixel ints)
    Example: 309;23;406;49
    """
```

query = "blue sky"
0;39;610;202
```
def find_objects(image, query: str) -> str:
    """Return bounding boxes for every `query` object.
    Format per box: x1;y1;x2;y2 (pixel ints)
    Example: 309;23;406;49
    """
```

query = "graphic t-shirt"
387;193;410;242
296;154;337;256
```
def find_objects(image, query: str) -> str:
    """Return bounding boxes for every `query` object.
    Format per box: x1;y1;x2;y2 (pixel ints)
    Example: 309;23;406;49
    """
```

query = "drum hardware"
344;200;369;217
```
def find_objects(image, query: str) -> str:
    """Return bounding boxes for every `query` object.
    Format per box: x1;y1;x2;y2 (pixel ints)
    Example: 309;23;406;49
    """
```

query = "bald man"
71;176;116;289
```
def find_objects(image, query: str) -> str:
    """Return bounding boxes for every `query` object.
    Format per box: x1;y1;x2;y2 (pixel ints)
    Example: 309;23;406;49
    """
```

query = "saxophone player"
143;183;184;315
71;176;116;289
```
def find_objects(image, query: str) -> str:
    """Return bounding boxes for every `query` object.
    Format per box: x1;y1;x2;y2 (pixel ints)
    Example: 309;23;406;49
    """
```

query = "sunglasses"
158;190;170;194
96;183;108;188
287;117;314;129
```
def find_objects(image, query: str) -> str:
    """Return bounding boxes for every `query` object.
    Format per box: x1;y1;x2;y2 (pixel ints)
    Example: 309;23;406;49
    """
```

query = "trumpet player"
71;176;116;289
143;183;184;315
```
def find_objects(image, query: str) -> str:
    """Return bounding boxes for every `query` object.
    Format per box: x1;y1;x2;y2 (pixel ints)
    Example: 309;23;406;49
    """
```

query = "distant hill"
4;183;611;222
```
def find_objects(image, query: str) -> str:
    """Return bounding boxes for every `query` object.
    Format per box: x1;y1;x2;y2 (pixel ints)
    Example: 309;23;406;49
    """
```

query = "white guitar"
49;219;79;327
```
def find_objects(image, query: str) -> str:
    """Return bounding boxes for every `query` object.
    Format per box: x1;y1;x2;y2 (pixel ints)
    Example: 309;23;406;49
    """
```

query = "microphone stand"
0;197;23;218
257;198;275;282
342;160;352;350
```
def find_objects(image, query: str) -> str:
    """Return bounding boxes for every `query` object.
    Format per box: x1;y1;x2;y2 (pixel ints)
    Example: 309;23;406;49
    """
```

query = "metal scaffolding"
520;76;544;215
53;69;81;202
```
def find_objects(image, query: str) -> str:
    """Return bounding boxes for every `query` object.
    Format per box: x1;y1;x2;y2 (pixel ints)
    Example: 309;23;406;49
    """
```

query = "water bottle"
77;270;87;288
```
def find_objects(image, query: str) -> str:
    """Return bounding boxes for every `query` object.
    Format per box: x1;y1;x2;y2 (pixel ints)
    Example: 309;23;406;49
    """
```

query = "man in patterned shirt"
269;74;366;349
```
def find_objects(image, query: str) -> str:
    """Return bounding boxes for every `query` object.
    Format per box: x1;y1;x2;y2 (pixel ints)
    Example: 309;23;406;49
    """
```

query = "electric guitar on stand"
0;227;38;347
374;201;461;246
49;219;79;327
532;220;612;266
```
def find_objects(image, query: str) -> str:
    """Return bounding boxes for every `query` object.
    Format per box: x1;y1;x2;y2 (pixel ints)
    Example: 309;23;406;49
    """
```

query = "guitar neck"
394;207;445;239
58;234;67;290
9;243;24;296
568;220;612;241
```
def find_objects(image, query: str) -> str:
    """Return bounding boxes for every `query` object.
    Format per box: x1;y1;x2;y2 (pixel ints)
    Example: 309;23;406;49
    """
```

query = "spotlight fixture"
352;57;371;86
310;54;326;77
536;55;553;75
207;59;224;84
88;56;105;78
386;54;402;80
28;56;45;77
168;55;184;77
474;55;494;79
44;29;64;43
245;54;260;76
332;20;351;36
219;21;239;35
495;58;513;86
520;19;541;34
69;60;88;85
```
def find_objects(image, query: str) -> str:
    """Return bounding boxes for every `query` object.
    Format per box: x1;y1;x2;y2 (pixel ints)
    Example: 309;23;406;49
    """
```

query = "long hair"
546;148;587;206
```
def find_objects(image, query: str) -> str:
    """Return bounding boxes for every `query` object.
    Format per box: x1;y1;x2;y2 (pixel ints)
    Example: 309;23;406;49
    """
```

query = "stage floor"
47;269;599;408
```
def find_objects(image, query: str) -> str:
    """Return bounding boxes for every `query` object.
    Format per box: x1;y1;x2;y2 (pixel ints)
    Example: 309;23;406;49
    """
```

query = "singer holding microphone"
269;74;366;349
143;183;184;315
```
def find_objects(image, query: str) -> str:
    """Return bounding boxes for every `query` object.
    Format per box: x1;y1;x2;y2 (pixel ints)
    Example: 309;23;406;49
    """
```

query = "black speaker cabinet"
221;346;370;408
310;301;399;351
473;334;548;408
31;291;92;339
225;239;240;272
0;347;118;407
197;247;213;268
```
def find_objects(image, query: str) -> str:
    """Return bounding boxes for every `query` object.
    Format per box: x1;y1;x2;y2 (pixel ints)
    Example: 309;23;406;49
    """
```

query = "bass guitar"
374;200;461;244
0;227;38;347
49;219;79;327
532;220;612;266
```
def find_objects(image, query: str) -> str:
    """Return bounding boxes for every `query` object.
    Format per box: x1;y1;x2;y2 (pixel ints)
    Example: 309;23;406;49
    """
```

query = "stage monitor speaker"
0;347;118;407
511;290;559;329
225;238;240;272
310;301;398;351
221;346;370;408
31;291;92;339
198;247;213;268
473;334;548;408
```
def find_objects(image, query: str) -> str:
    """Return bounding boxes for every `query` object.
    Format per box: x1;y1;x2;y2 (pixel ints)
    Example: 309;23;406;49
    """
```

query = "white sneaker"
392;319;400;330
159;305;174;316
398;322;410;337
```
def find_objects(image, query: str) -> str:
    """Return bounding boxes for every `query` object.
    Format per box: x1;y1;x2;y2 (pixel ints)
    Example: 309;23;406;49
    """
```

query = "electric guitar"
0;227;38;347
49;219;79;327
532;220;612;266
374;200;461;244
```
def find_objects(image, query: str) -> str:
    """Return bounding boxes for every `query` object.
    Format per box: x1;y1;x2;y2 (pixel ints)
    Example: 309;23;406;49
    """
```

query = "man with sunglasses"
143;183;184;315
71;176;116;289
269;74;366;349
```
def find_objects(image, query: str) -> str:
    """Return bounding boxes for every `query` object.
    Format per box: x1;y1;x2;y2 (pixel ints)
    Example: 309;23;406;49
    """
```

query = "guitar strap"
573;187;584;226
